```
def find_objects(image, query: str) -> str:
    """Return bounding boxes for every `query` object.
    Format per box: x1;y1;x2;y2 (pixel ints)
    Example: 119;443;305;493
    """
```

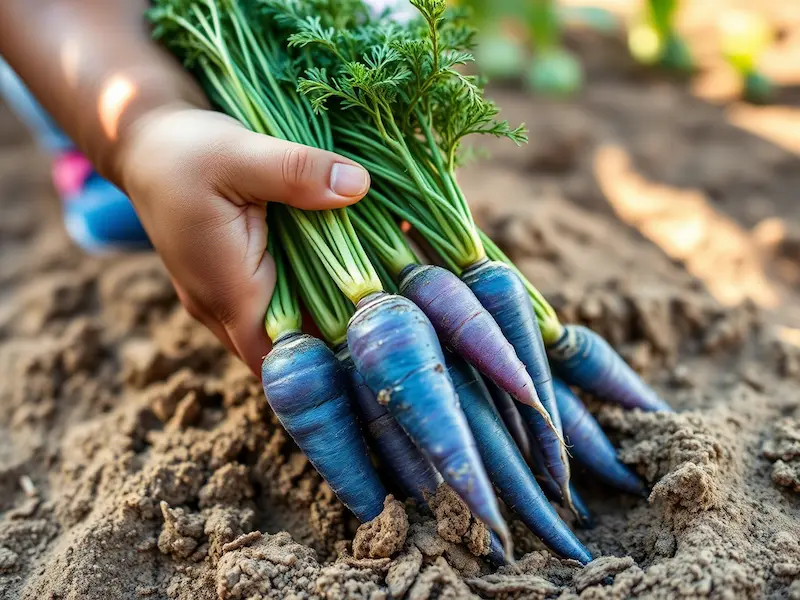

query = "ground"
1;3;800;599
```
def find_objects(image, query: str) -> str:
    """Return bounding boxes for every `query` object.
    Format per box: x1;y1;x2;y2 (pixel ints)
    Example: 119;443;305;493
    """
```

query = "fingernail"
330;163;369;197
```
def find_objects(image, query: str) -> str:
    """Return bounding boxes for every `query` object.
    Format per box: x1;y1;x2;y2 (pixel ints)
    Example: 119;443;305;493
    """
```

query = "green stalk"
275;208;352;346
349;197;419;278
289;8;497;270
363;240;400;296
368;188;461;269
265;222;302;343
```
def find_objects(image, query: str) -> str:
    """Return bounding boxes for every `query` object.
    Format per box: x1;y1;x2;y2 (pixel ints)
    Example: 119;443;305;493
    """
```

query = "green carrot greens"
264;220;302;342
274;0;526;270
272;206;353;346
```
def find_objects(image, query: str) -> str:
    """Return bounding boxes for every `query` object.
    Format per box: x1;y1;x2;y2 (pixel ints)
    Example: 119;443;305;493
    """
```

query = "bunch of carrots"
150;0;672;565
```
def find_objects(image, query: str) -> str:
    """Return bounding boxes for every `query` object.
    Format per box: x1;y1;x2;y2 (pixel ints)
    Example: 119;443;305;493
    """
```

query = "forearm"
0;0;208;189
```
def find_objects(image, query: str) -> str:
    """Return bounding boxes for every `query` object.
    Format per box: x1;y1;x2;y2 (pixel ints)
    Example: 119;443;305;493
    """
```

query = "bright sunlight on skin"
98;74;137;141
59;39;81;89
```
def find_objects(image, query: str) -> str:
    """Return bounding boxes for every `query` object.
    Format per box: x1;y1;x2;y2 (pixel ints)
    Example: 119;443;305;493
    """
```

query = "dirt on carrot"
2;2;800;598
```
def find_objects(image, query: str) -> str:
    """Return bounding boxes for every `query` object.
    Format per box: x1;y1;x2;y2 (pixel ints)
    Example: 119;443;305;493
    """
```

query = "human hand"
118;106;370;375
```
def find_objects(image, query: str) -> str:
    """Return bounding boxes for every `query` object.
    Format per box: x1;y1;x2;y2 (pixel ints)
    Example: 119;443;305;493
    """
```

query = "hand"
119;106;370;375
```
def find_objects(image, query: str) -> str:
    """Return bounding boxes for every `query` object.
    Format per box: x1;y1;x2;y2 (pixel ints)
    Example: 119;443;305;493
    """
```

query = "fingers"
223;132;371;210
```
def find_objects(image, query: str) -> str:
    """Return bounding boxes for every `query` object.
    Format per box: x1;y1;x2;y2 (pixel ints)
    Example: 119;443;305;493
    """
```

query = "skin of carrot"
554;378;649;497
336;345;442;504
569;483;595;529
526;424;564;501
446;352;593;565
399;264;540;412
548;325;673;412
261;333;388;522
461;259;572;504
346;292;510;548
484;377;534;465
520;406;595;528
487;533;508;566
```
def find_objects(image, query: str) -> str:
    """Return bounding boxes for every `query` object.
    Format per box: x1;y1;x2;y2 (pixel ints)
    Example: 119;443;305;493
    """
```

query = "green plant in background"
525;0;582;96
459;0;527;82
628;0;693;74
458;0;582;96
720;9;774;105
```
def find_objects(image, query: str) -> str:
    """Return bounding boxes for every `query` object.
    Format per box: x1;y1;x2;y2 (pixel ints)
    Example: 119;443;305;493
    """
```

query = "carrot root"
447;353;592;564
337;345;442;504
347;292;510;546
549;325;673;413
554;378;649;497
485;378;534;464
400;264;541;412
461;260;571;499
261;333;387;522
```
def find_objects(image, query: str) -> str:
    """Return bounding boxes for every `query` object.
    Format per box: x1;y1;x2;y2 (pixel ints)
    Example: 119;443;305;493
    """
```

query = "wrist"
100;65;210;194
112;100;203;204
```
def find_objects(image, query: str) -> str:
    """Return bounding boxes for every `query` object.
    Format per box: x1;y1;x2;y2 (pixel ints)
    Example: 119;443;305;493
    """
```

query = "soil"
2;3;800;599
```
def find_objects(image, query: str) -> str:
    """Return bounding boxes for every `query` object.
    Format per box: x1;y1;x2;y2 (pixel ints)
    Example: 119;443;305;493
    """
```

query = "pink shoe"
52;151;151;254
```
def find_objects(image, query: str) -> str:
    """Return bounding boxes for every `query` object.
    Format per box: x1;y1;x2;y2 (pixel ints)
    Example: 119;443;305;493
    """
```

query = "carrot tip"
562;483;580;520
526;400;566;448
496;522;515;565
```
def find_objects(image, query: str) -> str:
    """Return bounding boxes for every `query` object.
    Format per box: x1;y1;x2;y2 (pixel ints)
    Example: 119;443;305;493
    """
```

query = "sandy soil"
2;6;800;599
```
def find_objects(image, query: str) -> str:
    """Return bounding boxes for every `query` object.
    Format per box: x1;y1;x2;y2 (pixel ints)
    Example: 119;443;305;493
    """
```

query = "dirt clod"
352;495;408;559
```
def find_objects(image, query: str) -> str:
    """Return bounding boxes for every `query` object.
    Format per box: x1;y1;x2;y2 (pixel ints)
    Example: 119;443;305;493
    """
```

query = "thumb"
226;131;371;209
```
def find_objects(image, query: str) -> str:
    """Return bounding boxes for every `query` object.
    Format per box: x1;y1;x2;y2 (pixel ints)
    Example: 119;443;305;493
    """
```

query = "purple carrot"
261;333;387;522
484;378;534;465
347;292;513;558
507;394;594;528
336;345;442;504
461;259;573;511
447;353;592;564
399;264;554;426
549;325;672;412
554;378;648;497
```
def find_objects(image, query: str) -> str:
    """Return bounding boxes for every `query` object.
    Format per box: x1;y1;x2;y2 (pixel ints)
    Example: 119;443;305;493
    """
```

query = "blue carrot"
478;232;668;416
336;345;442;504
549;325;673;413
461;259;574;511
446;352;592;564
526;422;563;501
553;378;648;497
339;345;509;565
347;292;513;559
487;533;508;566
484;378;533;465
261;333;388;522
400;265;552;426
569;484;594;529
506;400;594;528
